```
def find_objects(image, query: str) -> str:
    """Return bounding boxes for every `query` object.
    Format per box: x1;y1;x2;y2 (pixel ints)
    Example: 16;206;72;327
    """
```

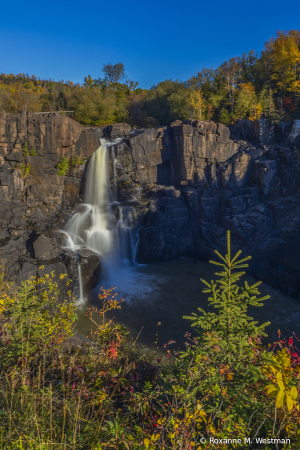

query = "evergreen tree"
183;231;270;366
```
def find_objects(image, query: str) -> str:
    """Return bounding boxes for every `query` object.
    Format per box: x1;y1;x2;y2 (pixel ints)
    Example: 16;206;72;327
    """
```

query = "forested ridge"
1;30;300;127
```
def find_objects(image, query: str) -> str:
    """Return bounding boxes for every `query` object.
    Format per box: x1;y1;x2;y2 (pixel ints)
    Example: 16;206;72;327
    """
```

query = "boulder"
33;235;61;260
105;123;131;140
77;248;102;293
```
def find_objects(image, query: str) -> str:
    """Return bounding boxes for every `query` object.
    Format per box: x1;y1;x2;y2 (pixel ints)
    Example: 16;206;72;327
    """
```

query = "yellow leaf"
286;395;294;411
276;390;285;409
265;384;278;397
167;433;175;439
144;438;150;449
290;386;298;401
208;424;216;434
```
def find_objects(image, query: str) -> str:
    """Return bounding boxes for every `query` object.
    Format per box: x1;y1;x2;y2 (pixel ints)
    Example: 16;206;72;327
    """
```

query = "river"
75;257;300;351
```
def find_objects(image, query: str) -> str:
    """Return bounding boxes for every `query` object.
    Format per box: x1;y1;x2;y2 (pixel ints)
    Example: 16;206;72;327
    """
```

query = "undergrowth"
0;232;299;449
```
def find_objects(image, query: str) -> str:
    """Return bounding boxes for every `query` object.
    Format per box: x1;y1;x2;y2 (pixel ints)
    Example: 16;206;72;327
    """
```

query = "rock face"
108;119;238;186
229;118;295;146
287;120;300;151
104;123;132;140
1;113;300;302
0;112;101;295
108;122;300;300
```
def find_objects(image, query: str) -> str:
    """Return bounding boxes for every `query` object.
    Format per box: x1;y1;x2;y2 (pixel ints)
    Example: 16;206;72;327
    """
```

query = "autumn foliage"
1;30;300;127
1;233;300;449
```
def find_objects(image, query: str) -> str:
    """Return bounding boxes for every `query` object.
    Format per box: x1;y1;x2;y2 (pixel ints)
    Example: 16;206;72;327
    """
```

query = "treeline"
1;30;300;127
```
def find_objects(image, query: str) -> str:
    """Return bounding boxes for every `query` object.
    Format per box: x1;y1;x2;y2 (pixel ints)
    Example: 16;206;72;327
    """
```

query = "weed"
22;142;29;157
15;163;33;178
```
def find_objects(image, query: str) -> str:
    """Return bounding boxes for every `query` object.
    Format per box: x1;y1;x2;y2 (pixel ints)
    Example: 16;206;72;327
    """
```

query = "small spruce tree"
183;231;270;366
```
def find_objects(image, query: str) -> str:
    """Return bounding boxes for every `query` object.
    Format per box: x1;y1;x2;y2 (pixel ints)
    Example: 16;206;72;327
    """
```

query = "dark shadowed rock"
77;248;102;293
60;248;101;298
287;120;300;151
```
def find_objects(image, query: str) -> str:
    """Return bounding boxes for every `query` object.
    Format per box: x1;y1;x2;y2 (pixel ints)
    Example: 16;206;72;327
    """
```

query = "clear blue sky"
1;0;299;89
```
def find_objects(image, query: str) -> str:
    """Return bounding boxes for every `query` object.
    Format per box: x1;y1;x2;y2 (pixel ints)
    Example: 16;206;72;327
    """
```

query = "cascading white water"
62;140;138;300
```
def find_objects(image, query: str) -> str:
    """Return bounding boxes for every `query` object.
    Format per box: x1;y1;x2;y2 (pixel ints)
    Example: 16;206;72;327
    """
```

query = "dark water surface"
75;258;300;350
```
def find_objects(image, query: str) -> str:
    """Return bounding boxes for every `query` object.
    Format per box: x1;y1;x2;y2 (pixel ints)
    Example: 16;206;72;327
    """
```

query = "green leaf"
200;278;212;287
232;255;252;265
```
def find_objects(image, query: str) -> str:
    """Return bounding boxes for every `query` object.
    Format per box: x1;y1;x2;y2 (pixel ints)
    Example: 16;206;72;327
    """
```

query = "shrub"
29;146;37;156
70;154;85;166
0;271;77;365
56;156;69;176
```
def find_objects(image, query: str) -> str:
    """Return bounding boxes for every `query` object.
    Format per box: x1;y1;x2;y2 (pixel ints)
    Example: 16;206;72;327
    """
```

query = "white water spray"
62;140;138;301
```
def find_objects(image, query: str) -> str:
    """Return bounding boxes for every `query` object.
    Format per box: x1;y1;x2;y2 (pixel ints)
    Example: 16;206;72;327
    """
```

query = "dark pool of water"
75;258;300;350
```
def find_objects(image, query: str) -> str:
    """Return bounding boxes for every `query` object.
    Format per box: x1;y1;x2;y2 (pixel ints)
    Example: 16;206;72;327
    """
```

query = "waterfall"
62;139;138;300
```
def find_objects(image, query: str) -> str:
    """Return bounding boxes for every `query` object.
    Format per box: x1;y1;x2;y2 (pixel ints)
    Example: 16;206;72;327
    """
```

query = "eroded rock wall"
0;112;100;293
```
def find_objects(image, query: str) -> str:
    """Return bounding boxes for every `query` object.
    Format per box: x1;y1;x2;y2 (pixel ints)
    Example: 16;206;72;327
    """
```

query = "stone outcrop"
0;112;101;294
104;123;132;140
131;141;300;299
61;247;101;298
108;119;238;186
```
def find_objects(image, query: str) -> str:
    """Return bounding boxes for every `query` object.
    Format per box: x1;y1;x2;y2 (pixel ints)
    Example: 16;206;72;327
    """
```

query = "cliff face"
1;113;300;301
109;119;300;299
106;119;238;186
0;112;100;293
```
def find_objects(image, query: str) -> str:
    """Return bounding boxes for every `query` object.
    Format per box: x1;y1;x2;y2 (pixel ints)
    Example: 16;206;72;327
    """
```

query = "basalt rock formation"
1;113;300;301
109;119;300;299
0;112;100;295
